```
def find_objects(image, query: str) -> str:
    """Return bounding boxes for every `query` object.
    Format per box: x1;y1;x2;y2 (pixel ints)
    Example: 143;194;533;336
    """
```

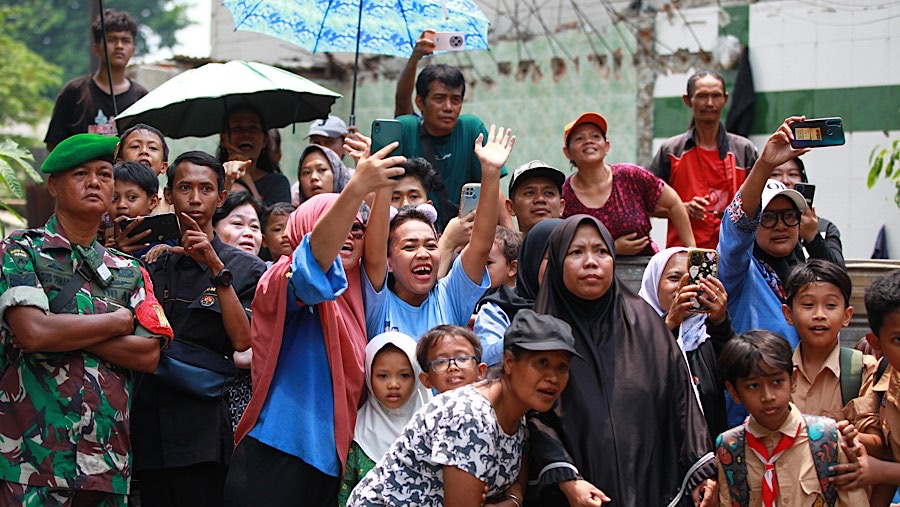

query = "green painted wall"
654;85;900;139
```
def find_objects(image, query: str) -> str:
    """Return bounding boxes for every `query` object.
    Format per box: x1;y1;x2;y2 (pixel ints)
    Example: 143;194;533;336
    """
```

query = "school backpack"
839;347;864;406
715;414;839;507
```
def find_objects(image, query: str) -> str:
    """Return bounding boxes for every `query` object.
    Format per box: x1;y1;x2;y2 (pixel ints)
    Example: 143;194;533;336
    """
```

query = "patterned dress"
347;385;525;506
0;215;171;503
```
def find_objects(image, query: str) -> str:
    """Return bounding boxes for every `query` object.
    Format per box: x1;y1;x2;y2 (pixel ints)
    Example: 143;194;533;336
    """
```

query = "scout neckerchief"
745;421;801;507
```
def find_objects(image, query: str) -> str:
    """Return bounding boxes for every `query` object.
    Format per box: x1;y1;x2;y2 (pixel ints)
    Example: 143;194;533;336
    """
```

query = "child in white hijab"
338;332;431;506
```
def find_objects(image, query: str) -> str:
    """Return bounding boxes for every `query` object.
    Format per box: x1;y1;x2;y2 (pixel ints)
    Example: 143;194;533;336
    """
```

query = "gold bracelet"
507;493;523;507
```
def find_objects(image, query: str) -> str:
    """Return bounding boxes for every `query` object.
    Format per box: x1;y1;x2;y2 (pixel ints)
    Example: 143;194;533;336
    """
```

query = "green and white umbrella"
115;60;342;139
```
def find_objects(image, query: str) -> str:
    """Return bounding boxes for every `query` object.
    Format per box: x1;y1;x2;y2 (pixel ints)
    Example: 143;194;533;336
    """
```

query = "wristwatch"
210;268;233;287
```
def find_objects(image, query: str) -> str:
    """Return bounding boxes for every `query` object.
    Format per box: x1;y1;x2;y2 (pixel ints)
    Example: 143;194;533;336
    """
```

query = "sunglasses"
759;209;801;228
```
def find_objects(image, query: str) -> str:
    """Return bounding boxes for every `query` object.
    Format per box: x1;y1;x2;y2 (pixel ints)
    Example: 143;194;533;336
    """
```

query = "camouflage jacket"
0;215;172;494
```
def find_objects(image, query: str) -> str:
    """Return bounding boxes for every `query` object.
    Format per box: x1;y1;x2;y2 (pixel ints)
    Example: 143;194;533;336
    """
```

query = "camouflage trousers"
0;481;127;507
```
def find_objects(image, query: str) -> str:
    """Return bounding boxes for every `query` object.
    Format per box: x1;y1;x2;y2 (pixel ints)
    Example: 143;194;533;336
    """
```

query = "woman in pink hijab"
225;140;406;507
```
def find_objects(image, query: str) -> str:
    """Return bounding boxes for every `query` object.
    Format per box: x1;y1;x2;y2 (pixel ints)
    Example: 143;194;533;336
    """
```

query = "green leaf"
0;139;41;183
868;151;885;188
0;157;25;198
870;145;881;164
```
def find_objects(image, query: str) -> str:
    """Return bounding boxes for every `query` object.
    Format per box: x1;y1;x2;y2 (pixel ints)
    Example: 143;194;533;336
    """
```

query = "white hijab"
638;247;710;353
354;332;432;461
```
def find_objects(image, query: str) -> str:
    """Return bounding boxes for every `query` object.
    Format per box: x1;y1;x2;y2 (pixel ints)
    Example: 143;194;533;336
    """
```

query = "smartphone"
686;248;719;313
459;183;481;217
120;212;181;243
790;117;845;148
794;183;816;207
433;31;466;51
371;119;402;154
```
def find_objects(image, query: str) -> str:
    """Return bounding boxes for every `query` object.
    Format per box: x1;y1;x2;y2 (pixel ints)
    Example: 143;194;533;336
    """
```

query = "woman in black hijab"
528;215;716;507
474;218;563;366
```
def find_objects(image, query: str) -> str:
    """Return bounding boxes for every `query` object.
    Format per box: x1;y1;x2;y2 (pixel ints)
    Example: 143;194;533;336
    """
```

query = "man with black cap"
0;133;173;505
505;160;566;235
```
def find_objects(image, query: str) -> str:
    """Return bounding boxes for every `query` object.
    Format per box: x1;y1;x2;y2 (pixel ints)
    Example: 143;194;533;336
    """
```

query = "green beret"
41;134;119;174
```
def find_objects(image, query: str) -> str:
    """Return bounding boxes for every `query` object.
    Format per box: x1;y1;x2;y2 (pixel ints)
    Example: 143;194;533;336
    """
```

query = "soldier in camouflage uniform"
0;133;173;506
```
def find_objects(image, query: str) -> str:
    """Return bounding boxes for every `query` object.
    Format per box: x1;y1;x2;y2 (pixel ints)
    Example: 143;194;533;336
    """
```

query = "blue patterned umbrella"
224;0;490;123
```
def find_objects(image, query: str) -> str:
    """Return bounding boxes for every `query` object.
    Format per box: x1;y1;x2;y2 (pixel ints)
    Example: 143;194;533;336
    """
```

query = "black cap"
504;309;583;360
507;160;566;197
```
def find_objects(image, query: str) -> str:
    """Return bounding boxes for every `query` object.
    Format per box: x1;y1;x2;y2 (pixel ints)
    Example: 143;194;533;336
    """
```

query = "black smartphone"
790;117;845;148
686;248;718;313
794;183;816;207
371;119;402;154
120;212;181;243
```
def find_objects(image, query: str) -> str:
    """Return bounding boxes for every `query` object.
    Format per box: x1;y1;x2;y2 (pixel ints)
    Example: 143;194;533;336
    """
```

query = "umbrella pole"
98;0;118;117
349;0;364;128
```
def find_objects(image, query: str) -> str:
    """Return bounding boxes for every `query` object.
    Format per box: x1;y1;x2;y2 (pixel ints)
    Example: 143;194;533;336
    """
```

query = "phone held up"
790;117;845;149
371;119;403;180
686;248;719;313
794;183;816;207
459;183;481;217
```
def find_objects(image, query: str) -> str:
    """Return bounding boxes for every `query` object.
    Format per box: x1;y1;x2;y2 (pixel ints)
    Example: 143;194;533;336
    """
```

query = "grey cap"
504;309;583;360
508;160;566;197
307;115;348;138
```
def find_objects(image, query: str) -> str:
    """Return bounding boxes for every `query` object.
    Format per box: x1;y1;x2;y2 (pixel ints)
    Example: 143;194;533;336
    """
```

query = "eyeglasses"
426;355;477;372
350;222;366;239
760;209;801;228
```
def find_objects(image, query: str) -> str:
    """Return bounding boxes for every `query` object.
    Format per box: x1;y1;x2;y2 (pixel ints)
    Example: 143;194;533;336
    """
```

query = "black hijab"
480;218;562;319
529;215;714;506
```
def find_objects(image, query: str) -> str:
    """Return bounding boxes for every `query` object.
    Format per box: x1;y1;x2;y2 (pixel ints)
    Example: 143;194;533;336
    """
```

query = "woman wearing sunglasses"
718;116;815;352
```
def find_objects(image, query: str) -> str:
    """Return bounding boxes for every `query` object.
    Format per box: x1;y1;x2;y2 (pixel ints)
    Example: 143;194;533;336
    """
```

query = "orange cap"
563;112;608;145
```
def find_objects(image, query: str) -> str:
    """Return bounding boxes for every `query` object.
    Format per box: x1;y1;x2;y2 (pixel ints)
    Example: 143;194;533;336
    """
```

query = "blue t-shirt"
249;235;348;477
472;301;510;367
363;254;489;340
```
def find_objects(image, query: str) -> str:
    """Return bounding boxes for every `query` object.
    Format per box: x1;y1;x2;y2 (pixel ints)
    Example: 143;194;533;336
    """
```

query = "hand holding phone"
120;212;181;244
459;183;481;217
790;117;845;148
686;248;719;313
371;119;403;180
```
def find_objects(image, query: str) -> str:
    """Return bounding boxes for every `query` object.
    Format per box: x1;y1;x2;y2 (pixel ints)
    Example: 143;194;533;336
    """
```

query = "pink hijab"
235;193;367;473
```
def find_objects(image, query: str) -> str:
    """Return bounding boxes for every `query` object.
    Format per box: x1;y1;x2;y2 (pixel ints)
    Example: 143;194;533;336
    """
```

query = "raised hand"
346;140;406;197
474;125;516;170
173;213;222;271
758;116;811;172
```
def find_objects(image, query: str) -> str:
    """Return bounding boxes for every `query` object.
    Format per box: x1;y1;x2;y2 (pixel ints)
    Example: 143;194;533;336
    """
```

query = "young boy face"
119;129;168;176
263;213;292;261
486;241;516;290
109;181;158;220
783;281;853;351
727;363;798;432
868;310;900;371
391;176;430;209
419;334;487;393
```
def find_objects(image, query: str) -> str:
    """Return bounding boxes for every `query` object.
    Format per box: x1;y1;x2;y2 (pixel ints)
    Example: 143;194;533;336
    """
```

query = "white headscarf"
354;332;432;461
638;247;709;353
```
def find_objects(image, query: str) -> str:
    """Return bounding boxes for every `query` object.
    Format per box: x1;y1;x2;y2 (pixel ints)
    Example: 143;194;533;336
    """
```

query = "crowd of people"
2;9;899;507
